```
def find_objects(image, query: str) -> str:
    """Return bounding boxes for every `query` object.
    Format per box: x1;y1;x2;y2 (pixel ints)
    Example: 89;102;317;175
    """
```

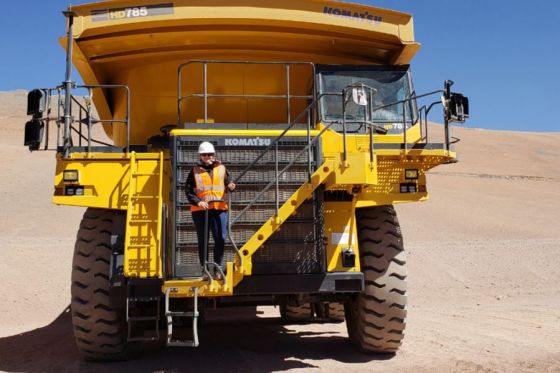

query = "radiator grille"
172;136;323;277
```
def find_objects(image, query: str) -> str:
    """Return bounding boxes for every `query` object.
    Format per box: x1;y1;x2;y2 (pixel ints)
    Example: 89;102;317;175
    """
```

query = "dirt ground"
1;91;559;372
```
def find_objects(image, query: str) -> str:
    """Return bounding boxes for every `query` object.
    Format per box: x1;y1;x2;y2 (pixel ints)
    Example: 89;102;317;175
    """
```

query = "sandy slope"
0;92;559;372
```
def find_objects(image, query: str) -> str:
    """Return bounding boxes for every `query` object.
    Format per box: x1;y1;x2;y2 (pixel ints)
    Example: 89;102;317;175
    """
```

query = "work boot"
201;268;210;281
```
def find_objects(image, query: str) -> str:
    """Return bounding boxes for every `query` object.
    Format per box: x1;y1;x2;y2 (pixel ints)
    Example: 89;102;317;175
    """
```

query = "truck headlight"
405;169;419;180
63;170;79;182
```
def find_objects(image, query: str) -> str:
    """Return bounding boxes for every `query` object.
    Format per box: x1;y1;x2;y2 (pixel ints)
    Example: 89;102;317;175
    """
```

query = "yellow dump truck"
23;0;468;360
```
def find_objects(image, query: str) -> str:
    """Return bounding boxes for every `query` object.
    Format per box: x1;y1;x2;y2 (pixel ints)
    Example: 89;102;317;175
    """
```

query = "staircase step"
166;311;198;317
165;287;200;347
128;316;159;321
168;340;198;347
129;296;159;302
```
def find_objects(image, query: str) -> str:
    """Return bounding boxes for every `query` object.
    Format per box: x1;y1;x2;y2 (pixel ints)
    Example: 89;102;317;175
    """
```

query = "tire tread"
71;208;129;361
345;205;407;353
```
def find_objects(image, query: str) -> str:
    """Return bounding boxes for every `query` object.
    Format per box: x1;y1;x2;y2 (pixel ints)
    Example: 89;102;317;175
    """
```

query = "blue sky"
0;0;558;132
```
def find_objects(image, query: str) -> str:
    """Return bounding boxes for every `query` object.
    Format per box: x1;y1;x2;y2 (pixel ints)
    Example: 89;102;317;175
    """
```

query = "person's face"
200;153;215;165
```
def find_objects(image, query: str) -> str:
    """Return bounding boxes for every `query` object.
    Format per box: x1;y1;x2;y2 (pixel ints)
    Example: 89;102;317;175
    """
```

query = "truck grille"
172;136;323;278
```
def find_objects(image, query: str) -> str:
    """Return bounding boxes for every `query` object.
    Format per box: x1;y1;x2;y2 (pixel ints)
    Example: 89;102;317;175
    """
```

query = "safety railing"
25;12;132;157
225;80;468;268
227;83;407;226
328;80;468;154
173;59;469;272
177;60;315;126
225;89;383;268
225;92;326;269
26;85;131;156
417;80;468;148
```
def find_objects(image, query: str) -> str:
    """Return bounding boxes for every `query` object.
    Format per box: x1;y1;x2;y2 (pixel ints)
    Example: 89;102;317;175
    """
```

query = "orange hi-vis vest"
191;164;228;211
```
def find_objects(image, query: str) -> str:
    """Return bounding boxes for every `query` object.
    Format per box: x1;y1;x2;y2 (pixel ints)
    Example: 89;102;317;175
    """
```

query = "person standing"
185;141;235;280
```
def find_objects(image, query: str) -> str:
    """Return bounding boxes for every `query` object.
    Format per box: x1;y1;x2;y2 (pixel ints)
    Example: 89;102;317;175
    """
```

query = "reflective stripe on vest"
191;164;228;211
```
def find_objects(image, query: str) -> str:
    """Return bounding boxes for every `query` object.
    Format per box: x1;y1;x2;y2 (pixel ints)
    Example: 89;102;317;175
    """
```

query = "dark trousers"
191;209;228;268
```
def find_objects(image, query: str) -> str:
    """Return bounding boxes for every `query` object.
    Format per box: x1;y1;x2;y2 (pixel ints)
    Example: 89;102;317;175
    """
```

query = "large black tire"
279;303;314;322
345;205;407;353
314;302;345;323
71;208;129;361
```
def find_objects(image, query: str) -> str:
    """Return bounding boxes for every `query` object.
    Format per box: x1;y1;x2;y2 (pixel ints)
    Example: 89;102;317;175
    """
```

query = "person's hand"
197;201;209;210
227;182;236;191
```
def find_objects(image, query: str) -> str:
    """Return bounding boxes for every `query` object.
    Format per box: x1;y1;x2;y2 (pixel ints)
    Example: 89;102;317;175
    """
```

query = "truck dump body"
66;0;420;144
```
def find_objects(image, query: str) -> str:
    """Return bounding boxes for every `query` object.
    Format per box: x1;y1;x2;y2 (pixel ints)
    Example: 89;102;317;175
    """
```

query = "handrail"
226;86;400;258
50;12;133;156
80;84;131;153
227;120;339;270
334;88;450;153
226;92;341;265
227;192;244;270
231;119;337;226
69;124;112;147
227;86;454;248
231;92;338;185
225;92;325;268
177;60;315;126
34;85;131;155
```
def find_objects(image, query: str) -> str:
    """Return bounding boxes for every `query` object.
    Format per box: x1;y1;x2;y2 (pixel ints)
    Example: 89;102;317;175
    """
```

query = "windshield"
318;67;417;133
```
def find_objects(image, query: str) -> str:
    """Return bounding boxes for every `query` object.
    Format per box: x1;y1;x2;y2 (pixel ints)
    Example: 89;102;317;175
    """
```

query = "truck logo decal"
91;3;174;22
323;6;382;25
224;138;272;147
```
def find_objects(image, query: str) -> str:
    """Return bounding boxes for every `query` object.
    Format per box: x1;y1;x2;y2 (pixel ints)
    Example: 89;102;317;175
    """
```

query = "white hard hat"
198;141;215;154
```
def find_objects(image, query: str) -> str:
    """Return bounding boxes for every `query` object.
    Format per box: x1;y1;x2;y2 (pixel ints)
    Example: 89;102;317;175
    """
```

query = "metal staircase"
126;280;161;342
164;60;389;347
171;60;347;283
123;152;165;341
124;152;164;278
172;60;326;282
165;287;200;347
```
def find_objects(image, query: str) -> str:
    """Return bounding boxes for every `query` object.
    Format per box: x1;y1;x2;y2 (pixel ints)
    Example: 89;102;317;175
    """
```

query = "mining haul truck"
23;0;468;360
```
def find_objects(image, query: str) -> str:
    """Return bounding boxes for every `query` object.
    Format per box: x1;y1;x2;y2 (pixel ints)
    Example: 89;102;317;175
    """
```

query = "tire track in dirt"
429;171;560;182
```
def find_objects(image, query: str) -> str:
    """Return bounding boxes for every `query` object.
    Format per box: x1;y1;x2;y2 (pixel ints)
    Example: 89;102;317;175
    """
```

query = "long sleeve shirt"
185;160;233;206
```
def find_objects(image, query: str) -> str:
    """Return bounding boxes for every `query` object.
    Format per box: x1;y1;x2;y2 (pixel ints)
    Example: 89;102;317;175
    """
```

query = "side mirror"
24;119;44;151
448;93;469;123
27;89;47;117
443;80;469;123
